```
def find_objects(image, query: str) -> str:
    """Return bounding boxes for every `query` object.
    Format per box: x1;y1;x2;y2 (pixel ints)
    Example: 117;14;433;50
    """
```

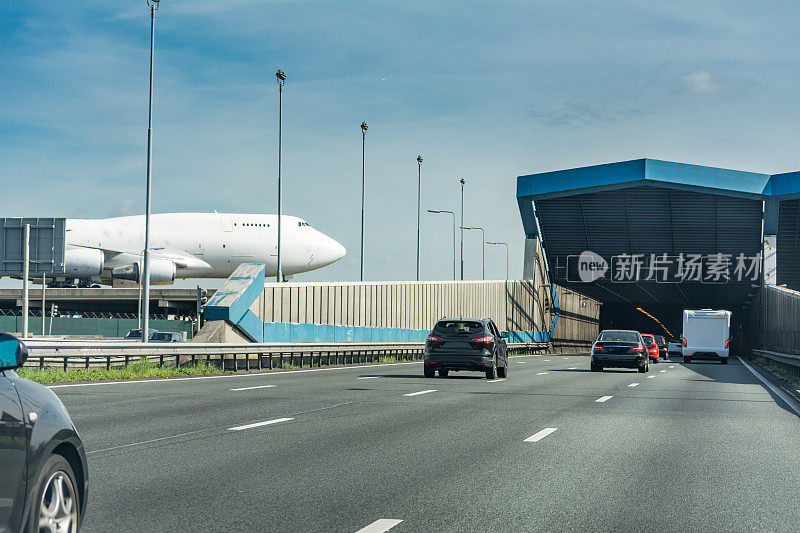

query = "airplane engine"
64;248;104;277
111;258;176;285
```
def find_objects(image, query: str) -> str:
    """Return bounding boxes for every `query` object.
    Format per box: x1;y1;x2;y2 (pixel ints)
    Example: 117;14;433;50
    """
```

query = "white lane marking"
524;427;557;442
563;357;570;360
357;376;381;379
669;365;675;368
518;361;528;364
646;375;655;379
659;370;667;373
356;519;404;533
403;389;436;397
486;379;506;383
568;367;578;370
628;382;640;387
536;372;549;375
46;360;423;389
595;395;613;403
230;384;277;391
543;359;551;361
228;417;294;431
738;356;800;416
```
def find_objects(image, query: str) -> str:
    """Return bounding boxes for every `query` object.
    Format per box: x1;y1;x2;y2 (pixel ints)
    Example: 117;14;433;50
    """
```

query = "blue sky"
3;1;800;286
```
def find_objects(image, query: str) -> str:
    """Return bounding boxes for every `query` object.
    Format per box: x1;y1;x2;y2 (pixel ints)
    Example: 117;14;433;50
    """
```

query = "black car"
0;334;88;532
590;329;650;373
653;335;669;360
423;318;509;379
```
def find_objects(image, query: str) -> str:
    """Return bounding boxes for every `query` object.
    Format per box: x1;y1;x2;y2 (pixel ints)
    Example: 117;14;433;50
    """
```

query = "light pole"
427;210;456;280
461;226;485;280
360;121;368;281
141;0;160;343
459;178;465;281
416;155;423;281
487;241;509;331
276;68;286;282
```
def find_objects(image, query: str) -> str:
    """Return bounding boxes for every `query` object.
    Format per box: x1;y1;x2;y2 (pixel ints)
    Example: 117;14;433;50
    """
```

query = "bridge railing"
21;340;549;371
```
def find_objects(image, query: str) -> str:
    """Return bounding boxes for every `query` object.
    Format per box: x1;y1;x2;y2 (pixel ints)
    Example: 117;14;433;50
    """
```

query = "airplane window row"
235;223;270;227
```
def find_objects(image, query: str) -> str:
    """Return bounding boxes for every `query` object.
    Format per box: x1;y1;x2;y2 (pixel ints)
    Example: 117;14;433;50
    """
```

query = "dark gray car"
423;318;509;379
591;329;650;373
0;333;88;532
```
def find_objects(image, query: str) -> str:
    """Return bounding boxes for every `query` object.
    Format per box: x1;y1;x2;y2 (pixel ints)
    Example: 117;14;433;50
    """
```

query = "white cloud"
681;70;722;95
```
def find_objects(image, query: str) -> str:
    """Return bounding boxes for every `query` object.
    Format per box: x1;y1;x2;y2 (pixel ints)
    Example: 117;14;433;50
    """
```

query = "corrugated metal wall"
750;285;800;354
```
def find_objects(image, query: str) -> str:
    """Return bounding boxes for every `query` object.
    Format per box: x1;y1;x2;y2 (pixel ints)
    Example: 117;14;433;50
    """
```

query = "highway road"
51;354;800;532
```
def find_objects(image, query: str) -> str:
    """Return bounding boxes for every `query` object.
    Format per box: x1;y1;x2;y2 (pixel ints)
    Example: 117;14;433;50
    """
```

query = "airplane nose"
315;234;346;267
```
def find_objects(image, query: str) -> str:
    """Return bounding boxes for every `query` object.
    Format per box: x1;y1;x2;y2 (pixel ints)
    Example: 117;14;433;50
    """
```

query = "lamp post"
276;68;286;282
416;155;423;281
487;241;509;331
141;0;161;343
461;226;485;280
427;210;456;280
360;121;368;281
459;178;465;280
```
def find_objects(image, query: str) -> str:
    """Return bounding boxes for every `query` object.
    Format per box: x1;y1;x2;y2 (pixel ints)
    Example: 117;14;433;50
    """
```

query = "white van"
682;309;731;364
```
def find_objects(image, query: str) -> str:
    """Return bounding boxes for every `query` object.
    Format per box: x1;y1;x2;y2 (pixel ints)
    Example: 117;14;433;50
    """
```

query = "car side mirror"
500;331;508;338
0;333;28;371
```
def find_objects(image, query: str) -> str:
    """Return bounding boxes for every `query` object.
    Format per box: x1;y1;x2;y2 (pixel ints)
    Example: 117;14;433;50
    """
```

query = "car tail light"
681;336;687;347
724;338;729;348
426;334;443;342
471;335;493;344
631;346;643;353
593;345;604;353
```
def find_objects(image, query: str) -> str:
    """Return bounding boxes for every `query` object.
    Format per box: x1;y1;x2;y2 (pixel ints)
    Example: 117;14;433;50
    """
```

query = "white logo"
578;251;608;282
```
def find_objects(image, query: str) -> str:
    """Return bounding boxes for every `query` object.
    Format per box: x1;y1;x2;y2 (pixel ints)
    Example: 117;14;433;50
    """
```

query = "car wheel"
497;364;507;378
28;454;80;533
485;359;497;379
720;358;728;365
683;356;691;364
653;357;659;364
424;365;435;378
590;362;601;372
439;369;449;377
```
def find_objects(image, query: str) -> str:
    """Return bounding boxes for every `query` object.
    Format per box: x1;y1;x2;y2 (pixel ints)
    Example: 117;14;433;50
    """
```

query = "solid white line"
659;370;667;373
357;376;381;379
227;417;293;431
738;356;800;416
356;519;404;533
524;427;557;442
568;367;578;370
229;384;277;391
646;375;655;379
403;389;436;397
628;382;639;387
536;372;549;375
595;395;613;403
46;361;423;389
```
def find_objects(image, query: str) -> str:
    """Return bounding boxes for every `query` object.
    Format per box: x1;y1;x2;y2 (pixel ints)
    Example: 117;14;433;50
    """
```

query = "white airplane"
56;212;345;286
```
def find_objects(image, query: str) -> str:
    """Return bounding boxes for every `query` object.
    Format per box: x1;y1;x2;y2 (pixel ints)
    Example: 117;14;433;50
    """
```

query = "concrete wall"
0;316;193;339
750;285;800;354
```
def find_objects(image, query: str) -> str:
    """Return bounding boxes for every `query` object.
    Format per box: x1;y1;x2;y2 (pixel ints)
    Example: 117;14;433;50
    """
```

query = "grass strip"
17;358;228;384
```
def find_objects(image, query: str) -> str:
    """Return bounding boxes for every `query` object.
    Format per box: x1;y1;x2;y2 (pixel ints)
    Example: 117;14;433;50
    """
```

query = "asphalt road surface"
51;354;800;532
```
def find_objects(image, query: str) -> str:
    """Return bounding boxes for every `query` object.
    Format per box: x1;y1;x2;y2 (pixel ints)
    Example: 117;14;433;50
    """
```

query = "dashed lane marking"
628;383;640;387
595;395;613;403
524;427;558;442
228;417;294;431
403;389;437;397
356;519;404;533
230;384;277;391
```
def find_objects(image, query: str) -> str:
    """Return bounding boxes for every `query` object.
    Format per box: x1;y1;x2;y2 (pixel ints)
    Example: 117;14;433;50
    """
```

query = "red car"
640;334;660;363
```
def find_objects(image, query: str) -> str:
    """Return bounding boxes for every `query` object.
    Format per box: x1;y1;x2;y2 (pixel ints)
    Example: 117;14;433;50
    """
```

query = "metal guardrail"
22;340;549;371
752;349;800;378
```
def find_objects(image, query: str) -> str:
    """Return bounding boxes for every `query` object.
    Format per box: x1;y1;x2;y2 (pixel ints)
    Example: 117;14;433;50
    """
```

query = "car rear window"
597;331;639;343
433;321;484;336
151;333;172;341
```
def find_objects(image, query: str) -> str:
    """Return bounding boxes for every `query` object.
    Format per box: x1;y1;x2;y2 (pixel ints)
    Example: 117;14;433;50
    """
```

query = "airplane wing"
149;248;212;272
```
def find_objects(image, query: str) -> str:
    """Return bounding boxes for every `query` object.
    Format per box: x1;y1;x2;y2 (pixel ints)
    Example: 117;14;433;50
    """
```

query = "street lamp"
276;68;286;282
416;155;423;281
459;178;465;281
427;210;456;280
487;241;510;331
141;0;161;343
360;121;368;281
461;226;485;280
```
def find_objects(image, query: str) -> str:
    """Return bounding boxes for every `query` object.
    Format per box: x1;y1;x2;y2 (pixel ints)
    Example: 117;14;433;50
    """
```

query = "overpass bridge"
517;158;800;335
